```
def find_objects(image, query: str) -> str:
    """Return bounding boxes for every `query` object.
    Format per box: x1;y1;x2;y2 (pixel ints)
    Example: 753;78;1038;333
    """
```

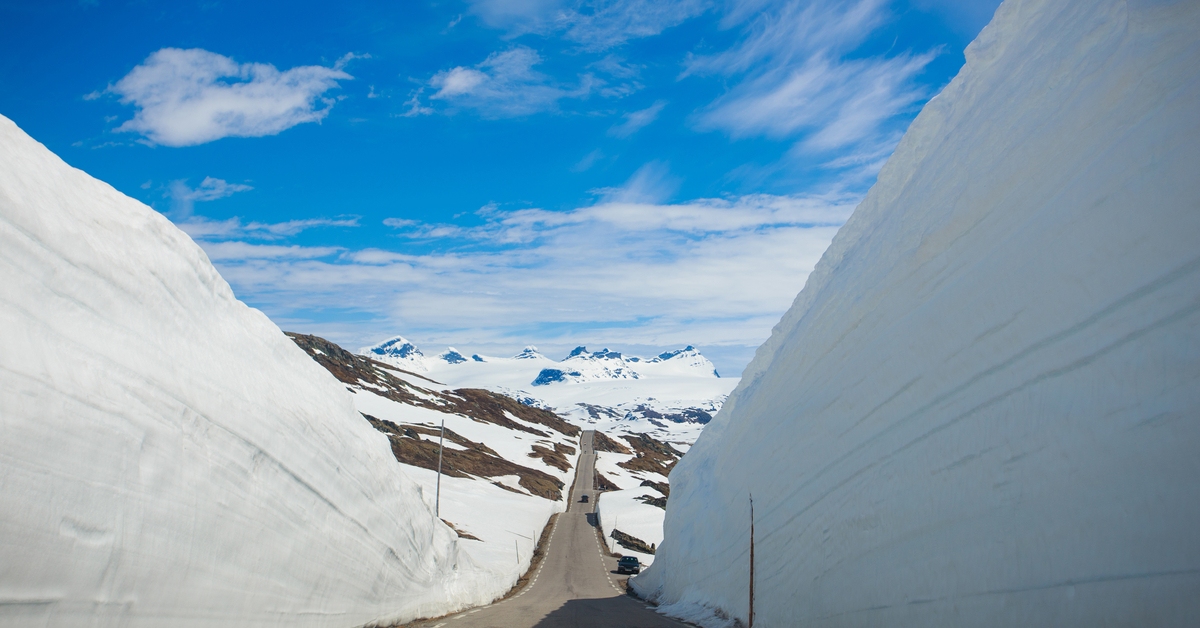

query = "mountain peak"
439;348;468;364
514;346;544;359
360;336;430;371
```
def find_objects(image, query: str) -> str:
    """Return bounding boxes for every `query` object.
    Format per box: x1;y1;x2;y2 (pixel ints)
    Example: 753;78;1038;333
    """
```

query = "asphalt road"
410;430;686;628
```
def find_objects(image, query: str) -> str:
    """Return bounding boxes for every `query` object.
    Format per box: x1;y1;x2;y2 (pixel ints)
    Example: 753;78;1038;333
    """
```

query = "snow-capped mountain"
0;114;498;626
361;335;431;371
291;332;583;588
544;345;720;383
513;345;545;359
350;336;715;578
636;2;1200;626
355;339;735;441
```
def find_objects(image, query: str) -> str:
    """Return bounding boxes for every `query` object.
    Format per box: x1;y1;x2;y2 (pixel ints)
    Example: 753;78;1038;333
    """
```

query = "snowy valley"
346;334;737;568
3;0;1197;626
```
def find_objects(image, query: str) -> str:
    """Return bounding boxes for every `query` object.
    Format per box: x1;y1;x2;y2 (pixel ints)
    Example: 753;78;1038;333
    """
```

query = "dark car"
581;494;589;503
617;556;641;574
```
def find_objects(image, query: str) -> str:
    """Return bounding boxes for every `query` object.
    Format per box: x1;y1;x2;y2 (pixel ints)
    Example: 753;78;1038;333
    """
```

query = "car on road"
581;494;589;503
617;556;640;574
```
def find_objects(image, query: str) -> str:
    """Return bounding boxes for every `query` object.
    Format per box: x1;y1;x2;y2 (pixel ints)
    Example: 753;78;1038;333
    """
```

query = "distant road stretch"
409;430;685;628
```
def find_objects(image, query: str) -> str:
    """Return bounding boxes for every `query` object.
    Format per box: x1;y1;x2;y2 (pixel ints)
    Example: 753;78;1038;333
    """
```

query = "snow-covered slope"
358;338;737;445
0;115;497;627
290;333;582;590
635;1;1200;626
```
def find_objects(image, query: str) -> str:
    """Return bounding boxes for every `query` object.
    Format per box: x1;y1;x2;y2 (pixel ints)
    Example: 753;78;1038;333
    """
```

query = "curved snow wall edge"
0;114;505;627
635;0;1200;626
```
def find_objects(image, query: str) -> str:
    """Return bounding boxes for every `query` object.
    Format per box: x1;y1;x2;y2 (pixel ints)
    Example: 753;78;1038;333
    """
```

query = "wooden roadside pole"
749;493;755;628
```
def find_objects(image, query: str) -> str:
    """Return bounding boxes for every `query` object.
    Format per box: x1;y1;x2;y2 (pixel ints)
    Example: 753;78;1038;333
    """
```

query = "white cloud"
691;0;936;158
561;0;710;51
591;161;680;204
467;0;709;50
608;100;666;138
107;48;352;146
166;176;252;218
198;191;857;372
199;241;343;261
178;216;360;240
572;148;605;172
429;47;596;117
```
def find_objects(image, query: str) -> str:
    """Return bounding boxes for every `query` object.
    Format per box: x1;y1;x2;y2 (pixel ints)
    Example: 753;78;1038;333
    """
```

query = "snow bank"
0;115;499;627
635;1;1200;626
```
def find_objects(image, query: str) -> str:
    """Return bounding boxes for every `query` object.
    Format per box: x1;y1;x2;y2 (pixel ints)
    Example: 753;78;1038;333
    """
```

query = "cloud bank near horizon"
181;187;856;375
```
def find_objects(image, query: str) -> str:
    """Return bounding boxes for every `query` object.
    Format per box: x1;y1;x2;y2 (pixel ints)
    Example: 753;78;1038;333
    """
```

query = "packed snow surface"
635;1;1200;626
0;115;499;627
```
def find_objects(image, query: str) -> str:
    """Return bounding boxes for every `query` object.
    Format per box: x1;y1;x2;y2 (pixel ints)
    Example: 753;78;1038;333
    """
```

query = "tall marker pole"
749;492;755;628
436;419;445;518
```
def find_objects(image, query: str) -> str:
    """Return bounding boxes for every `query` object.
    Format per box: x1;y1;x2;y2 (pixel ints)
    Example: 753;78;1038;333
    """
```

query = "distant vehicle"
581;494;589;503
617;556;640;574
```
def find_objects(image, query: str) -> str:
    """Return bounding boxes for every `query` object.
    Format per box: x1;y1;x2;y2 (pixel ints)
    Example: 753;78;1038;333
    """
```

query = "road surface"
410;430;686;628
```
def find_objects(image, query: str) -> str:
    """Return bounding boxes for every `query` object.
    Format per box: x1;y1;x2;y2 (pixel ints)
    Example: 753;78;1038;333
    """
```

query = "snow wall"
634;0;1200;626
0;115;503;627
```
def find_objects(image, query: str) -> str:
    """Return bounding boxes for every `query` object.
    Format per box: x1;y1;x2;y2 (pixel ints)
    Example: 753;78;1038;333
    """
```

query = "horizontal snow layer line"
0;112;508;626
635;0;1200;626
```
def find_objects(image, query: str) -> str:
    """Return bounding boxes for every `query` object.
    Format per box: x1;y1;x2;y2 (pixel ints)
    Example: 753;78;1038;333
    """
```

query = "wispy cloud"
166;176;252;218
691;0;936;164
178;216;360;240
200;241;343;261
608;100;666;138
428;46;596;117
591;161;680;204
572;148;605;172
104;48;354;146
192;190;857;368
466;0;709;50
560;0;711;51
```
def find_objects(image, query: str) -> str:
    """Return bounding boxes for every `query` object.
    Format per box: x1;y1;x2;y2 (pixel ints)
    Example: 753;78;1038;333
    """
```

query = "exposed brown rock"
286;332;579;438
594;471;621;492
592;430;632;454
618;432;683;476
529;443;572;472
365;413;565;501
611;528;656;555
639;479;670;497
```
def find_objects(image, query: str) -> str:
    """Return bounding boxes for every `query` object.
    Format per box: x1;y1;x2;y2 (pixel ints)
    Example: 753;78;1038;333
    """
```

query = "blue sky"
0;0;999;375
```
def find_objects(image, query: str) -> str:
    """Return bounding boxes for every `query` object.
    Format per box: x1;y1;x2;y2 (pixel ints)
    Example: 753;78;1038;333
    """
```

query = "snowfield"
368;339;738;446
0;115;501;627
356;337;734;570
635;1;1200;627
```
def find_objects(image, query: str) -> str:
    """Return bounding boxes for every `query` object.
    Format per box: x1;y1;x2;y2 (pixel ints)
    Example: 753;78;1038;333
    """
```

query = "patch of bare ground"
440;519;480;541
618;432;684;475
577;402;623;421
592;429;632;454
611;529;656;555
529;441;574;472
595;470;621;491
640;479;670;497
365;414;566;501
636;494;667;509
